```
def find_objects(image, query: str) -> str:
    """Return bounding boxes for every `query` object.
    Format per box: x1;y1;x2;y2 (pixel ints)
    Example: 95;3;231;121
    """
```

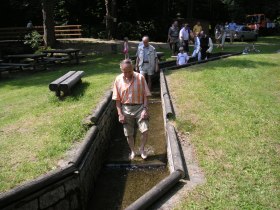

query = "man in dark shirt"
168;21;179;56
199;31;213;60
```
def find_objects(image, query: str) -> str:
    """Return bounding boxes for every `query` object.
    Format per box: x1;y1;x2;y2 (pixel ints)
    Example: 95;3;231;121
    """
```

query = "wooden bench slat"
44;57;70;62
49;71;76;91
55;34;82;37
0;27;28;31
0;25;82;41
0;63;31;67
0;66;14;70
55;29;82;32
0;31;28;35
59;71;84;93
54;25;81;28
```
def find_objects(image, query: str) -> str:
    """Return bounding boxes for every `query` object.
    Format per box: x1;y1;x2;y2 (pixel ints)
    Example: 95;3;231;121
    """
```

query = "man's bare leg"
140;131;148;159
148;75;152;91
127;136;135;159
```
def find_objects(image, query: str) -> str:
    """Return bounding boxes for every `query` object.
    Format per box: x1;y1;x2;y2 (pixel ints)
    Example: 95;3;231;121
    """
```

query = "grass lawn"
166;38;280;209
0;53;123;192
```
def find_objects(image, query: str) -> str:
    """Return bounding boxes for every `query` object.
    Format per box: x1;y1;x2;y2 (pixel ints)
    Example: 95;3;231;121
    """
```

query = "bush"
24;30;43;50
97;30;107;39
117;20;156;40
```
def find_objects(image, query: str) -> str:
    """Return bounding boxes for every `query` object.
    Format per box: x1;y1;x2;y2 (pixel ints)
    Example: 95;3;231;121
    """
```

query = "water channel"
87;52;240;209
88;81;169;210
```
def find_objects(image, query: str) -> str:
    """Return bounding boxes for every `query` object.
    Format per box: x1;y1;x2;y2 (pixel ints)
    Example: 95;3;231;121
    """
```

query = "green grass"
257;36;280;44
0;53;123;192
166;40;280;209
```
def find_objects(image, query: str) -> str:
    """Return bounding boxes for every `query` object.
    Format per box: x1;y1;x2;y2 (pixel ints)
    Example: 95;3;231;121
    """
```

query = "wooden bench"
0;25;82;41
43;57;70;64
49;71;85;97
0;27;28;41
0;63;32;70
0;66;14;76
42;49;81;64
35;25;82;39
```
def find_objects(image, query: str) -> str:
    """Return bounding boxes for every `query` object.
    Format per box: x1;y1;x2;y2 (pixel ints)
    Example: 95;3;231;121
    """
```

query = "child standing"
177;47;189;66
123;37;129;59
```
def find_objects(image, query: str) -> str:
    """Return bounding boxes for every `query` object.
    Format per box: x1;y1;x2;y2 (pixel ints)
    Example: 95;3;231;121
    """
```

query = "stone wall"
0;92;117;210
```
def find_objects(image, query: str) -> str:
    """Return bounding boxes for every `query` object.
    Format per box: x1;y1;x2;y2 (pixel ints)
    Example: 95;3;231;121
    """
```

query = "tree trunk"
111;0;117;39
41;0;56;47
187;0;194;18
105;0;114;40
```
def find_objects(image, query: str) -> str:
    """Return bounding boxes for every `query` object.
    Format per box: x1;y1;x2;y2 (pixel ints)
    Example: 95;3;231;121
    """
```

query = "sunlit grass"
166;38;280;209
0;53;123;192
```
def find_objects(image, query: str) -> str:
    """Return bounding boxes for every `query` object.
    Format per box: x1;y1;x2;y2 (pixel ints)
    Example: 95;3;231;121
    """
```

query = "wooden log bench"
0;65;14;71
49;71;85;97
43;56;70;64
0;63;32;71
0;66;14;78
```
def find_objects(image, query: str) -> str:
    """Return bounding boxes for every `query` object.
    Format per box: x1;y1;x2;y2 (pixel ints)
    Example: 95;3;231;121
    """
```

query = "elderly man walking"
113;59;151;160
136;36;159;91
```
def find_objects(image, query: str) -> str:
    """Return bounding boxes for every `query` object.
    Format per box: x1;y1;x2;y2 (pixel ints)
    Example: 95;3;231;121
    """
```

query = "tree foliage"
0;0;279;42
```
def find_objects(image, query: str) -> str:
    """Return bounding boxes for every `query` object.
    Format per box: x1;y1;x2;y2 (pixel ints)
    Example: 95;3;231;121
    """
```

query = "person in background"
168;21;179;56
254;22;259;34
112;59;151;160
193;21;202;35
209;23;212;36
199;31;213;60
123;37;129;59
177;47;189;66
220;23;227;50
228;20;237;44
191;32;201;61
26;20;33;29
135;36;159;91
179;23;191;53
214;23;221;47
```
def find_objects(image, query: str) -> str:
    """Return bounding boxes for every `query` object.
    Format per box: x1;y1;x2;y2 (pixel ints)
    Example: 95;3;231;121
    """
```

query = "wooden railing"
0;25;82;41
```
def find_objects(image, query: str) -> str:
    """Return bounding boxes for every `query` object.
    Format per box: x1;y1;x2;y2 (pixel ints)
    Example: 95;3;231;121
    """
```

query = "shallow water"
88;83;168;210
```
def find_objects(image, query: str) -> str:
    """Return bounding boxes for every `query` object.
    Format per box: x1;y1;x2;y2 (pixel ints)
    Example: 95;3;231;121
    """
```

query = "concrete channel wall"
0;91;117;210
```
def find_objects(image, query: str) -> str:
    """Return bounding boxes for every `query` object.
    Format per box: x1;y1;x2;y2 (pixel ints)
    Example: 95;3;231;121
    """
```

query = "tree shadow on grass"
0;54;122;88
49;81;91;101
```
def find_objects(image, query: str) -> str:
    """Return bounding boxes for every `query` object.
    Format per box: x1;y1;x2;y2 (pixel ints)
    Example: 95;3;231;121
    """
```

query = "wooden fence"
0;25;82;41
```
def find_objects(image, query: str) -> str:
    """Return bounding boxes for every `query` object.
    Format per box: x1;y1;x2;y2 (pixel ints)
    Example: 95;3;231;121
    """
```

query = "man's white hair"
142;36;149;42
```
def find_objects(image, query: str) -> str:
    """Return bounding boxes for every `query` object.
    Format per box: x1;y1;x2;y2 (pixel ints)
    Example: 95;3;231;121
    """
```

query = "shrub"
24;30;43;50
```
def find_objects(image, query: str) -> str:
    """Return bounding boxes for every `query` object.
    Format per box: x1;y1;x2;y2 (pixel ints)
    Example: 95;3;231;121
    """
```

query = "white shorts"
140;63;154;76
